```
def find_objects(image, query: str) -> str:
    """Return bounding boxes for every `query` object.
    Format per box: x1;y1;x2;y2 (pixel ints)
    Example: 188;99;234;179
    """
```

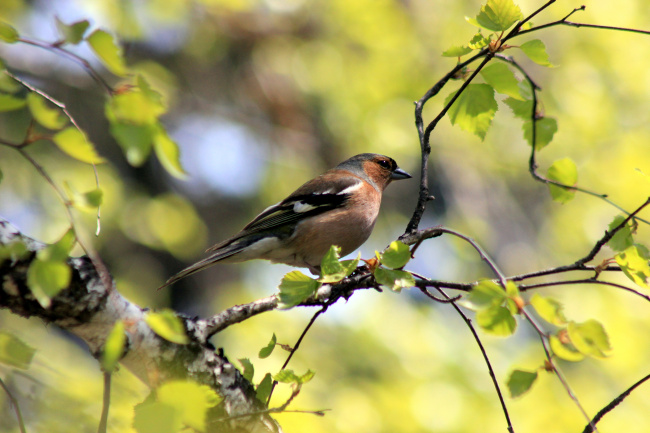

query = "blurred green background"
1;0;650;432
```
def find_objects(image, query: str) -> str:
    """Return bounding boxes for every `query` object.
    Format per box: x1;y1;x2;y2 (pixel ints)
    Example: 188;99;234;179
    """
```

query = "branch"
0;218;280;433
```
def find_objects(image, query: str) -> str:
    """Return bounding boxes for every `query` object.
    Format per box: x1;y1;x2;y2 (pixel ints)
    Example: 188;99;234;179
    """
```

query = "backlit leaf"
256;373;273;404
463;280;506;309
374;268;415;292
507;369;538;398
87;29;128;76
615;244;650;288
53;127;106;164
480;62;524;100
153;127;187;179
259;333;277;359
109;123;154;166
278;271;320;309
102;320;126;372
476;305;517;336
145;310;189;344
523;117;557;150
157;380;221;431
567;320;611;358
445;83;497;140
550;333;584;362
0;331;36;369
467;0;523;32
27;259;71;308
530;293;567;326
55;18;89;45
380;240;411;269
504;95;533;119
547;158;578;203
239;358;255;382
442;45;473;57
26;93;67;130
0;21;19;43
133;401;180;433
608;215;634;252
520;39;554;67
0;94;26;112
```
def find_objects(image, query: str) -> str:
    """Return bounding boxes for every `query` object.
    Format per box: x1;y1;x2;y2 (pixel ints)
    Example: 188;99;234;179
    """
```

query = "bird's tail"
156;246;242;290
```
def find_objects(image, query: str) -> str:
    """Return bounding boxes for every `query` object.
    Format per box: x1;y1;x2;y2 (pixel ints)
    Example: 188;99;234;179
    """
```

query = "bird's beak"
391;167;412;180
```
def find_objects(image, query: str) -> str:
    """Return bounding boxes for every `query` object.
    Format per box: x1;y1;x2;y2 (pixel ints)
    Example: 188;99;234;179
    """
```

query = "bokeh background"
1;0;650;432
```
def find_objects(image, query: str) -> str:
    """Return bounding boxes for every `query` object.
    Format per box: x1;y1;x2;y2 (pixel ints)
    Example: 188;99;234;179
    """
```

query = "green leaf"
55;18;89;45
259;333;277;359
157;380;221;431
476;305;517;336
239;358;255;382
37;228;76;263
615;244;650;288
256;373;273;404
480;62;524;100
102;320;126;372
567;320;611;358
0;332;36;369
87;29;128;76
504;96;533;119
523;117;557;150
0;21;19;43
468;31;491;50
442;45;473;57
53;127;106;164
380;240;411;269
26;93;67;130
467;0;523;32
547;158;578;203
0;94;26;112
133;401;180;433
278;270;320;309
445;83;497;140
27;259;71;308
0;240;30;263
0;166;3;185
520;39;554;67
549;333;584;362
463;280;506;309
274;369;315;385
107;91;164;125
374;268;415;292
608;215;634;252
83;188;104;208
530;293;567;326
507;369;538;398
153;126;187;179
319;246;359;283
145;310;189;344
109;123;154;166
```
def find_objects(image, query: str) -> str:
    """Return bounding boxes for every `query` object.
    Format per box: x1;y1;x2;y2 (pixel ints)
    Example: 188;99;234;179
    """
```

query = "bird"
159;153;411;288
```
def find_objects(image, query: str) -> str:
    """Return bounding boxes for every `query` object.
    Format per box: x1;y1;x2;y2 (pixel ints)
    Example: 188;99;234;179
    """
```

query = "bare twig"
582;373;650;433
0;377;27;433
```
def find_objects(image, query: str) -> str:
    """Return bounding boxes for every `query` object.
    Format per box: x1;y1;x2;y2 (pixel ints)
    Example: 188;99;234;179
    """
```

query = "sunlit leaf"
480;62;524;100
109;123;154;167
523;117;557;150
107;91;164;125
442;45;473;57
445;83;497;140
274;369;315;385
567;320;611;358
374;268;415;292
463;280;506;309
0;240;30;263
55;18;89;45
468;31;491;49
520;39;554;67
26;92;67;130
278;271;320;309
507;369;538;398
380;240;411;269
27;259;72;308
256;373;273;404
608;215;634;252
145;310;189;344
259;333;276;359
239;358;255;382
153;126;187;179
0;21;19;43
53;127;106;164
37;228;76;263
615;244;650;288
133;401;180;433
530;293;567;326
157;380;221;431
476;305;517;336
102;320;126;372
547;158;578;203
0;331;36;369
0;94;26;112
87;29;128;76
504;95;533;119
467;0;523;32
550;333;584;362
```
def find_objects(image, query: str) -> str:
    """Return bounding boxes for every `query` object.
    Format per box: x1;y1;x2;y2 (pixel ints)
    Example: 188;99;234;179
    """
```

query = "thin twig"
266;306;328;406
581;373;650;433
519;279;650;303
97;371;111;433
0;377;27;433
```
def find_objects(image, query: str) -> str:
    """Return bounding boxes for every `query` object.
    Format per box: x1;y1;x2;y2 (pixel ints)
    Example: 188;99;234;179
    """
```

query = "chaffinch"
160;153;411;288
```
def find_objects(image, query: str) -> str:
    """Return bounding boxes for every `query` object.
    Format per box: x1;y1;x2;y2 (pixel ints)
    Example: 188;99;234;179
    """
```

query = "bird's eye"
378;159;391;169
